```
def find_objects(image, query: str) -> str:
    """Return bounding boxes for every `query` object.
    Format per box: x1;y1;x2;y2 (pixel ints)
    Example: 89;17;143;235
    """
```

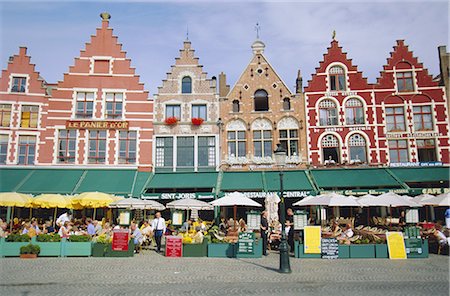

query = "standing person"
260;211;269;256
286;208;295;252
56;212;72;227
151;212;166;253
445;208;450;229
399;211;406;228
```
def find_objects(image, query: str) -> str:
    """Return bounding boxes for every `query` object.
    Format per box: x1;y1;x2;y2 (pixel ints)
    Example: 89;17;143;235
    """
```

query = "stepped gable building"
374;40;449;165
304;38;379;166
153;40;219;172
219;39;307;171
39;13;153;170
0;47;49;165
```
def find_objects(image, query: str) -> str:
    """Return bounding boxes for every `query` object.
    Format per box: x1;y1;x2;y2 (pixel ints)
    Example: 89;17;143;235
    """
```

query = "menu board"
247;213;261;231
112;229;129;251
321;238;339;259
172;212;184;226
119;211;131;226
237;232;255;254
386;232;407;259
294;213;308;230
165;236;183;257
405;209;419;224
304;226;321;254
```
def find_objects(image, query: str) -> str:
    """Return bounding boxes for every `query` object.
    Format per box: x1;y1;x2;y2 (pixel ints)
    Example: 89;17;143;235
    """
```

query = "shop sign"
237;232;255;255
304;226;321;254
386;132;440;138
242;191;310;199
142;192;215;200
421;188;449;195
389;162;442;167
321;238;339;259
112;229;129;251
66;120;129;130
165;236;183;257
386;232;407;260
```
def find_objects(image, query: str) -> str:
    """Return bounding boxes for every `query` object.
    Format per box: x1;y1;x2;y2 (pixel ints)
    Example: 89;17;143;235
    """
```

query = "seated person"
192;226;204;244
337;223;354;245
434;225;449;246
219;217;227;235
238;219;247;232
180;219;192;232
331;220;340;237
130;222;143;253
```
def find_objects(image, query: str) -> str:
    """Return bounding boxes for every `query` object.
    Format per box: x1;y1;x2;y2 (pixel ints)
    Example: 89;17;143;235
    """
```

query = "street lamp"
274;143;292;274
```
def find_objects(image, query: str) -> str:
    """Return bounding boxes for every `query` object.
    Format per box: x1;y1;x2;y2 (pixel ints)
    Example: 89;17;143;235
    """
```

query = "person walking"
151;212;166;253
261;211;269;256
286;208;295;252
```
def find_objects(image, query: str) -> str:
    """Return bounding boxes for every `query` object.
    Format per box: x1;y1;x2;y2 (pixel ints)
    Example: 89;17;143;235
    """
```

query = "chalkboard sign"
321;238;339;259
237;232;255;255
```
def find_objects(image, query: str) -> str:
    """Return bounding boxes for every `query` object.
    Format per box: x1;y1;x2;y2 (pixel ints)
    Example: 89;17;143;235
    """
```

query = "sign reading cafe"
66;120;129;130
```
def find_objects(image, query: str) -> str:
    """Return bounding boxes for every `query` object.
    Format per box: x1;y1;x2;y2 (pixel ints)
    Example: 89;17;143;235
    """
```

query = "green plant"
6;234;31;242
68;235;91;242
36;234;61;242
20;244;41;255
95;234;110;244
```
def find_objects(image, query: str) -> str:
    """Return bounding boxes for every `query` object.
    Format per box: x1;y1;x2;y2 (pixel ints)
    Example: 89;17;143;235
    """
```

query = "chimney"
296;70;303;94
211;76;217;90
219;72;230;98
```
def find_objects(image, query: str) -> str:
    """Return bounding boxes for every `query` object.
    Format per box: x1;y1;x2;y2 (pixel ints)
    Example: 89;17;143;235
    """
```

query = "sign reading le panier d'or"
66;120;129;130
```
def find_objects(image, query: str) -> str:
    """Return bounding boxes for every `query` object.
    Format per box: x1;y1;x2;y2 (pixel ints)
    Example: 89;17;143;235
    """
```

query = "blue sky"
0;0;448;94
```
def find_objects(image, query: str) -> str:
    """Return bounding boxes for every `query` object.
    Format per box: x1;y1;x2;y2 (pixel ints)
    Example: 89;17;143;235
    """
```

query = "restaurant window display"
348;134;367;163
57;129;77;163
75;92;95;119
18;135;36;165
388;139;408;163
119;131;137;164
321;134;340;163
20;105;39;128
177;136;194;168
319;99;338;126
155;137;173;168
88;130;107;164
0;104;11;127
0;134;8;164
416;139;437;162
105;92;123;119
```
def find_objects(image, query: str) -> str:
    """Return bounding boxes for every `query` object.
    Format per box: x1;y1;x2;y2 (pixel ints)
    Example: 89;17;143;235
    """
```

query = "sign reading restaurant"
66;120;129;130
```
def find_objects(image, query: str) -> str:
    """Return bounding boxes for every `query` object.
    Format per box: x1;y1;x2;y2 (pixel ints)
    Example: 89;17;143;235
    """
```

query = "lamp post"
274;143;292;274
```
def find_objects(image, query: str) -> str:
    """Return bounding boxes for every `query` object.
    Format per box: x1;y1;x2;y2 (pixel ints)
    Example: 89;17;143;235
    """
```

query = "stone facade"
153;40;219;172
0;47;49;165
219;39;307;171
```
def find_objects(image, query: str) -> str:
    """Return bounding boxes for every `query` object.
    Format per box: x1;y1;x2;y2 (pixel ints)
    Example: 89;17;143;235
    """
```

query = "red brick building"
39;13;153;170
0;47;49;165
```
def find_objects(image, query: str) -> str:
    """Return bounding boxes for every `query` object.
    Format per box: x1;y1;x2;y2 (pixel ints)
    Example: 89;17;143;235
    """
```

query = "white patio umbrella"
413;194;435;204
421;193;450;207
293;192;361;207
210;191;262;230
166;199;213;210
108;198;165;210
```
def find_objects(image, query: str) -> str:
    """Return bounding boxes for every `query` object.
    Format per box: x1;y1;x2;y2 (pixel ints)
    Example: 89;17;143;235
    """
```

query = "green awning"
74;170;138;195
311;168;402;189
146;172;218;190
389;167;450;183
265;171;314;191
131;171;152;197
19;169;84;194
0;168;34;192
220;172;264;191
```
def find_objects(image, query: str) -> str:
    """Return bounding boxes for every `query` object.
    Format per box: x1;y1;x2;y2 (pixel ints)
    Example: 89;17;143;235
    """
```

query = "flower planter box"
375;244;388;258
60;239;92;257
236;240;262;258
183;240;208;257
35;242;61;257
0;238;30;257
407;239;429;259
294;241;321;258
207;243;235;258
105;241;134;257
338;245;350;258
349;244;376;258
92;243;108;257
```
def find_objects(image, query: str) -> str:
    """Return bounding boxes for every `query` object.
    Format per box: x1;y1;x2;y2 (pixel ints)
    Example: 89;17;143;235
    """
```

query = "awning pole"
53;207;58;228
233;205;237;231
9;206;14;232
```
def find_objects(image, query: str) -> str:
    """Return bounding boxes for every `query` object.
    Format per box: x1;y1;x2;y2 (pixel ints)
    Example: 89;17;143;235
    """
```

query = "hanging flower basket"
191;118;204;126
165;117;178;125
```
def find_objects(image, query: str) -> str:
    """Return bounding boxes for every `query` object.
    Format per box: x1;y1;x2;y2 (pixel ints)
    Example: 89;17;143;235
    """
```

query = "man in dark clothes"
260;211;269;256
286;208;294;252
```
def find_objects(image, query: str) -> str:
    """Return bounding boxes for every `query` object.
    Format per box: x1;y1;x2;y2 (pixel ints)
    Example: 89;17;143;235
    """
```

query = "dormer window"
182;76;192;94
396;71;414;92
254;89;269;111
11;76;26;93
329;66;346;91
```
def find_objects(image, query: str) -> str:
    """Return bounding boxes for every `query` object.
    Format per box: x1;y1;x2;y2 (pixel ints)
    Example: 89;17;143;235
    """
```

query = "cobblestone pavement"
0;251;448;296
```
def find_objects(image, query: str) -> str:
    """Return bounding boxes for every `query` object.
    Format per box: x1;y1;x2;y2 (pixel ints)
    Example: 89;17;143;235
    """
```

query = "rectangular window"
192;104;207;120
156;137;173;168
166;105;181;120
18;135;36;165
88;130;107;164
177;136;194;167
388;140;408;163
227;131;246;157
76;92;94;118
20;105;39;128
396;71;414;92
119;131;137;164
57;130;77;163
417;139;437;162
93;60;110;74
198;136;215;167
0;104;12;127
279;129;299;157
386;107;405;132
413;106;433;131
253;130;272;157
105;92;123;119
11;77;26;93
0;135;8;164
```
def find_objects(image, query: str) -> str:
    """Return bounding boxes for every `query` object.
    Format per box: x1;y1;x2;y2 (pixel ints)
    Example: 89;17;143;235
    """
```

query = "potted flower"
20;244;40;259
165;116;178;125
191;117;204;126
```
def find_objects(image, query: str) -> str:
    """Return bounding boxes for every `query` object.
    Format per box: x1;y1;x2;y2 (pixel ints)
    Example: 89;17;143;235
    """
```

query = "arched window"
254;89;269;111
232;100;240;113
348;134;367;163
283;98;291;111
345;98;364;125
181;76;192;94
321;134;340;163
319;99;338;126
329;66;346;91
